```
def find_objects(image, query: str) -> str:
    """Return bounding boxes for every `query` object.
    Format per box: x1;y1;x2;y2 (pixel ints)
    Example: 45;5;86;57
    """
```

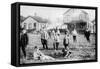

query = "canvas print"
20;5;96;64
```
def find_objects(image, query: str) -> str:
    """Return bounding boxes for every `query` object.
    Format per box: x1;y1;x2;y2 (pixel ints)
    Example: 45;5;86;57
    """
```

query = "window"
34;23;36;27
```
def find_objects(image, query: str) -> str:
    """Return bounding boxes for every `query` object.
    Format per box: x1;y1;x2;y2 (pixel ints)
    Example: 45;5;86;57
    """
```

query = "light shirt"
54;34;60;42
41;31;49;40
64;35;69;44
72;29;77;36
33;49;44;60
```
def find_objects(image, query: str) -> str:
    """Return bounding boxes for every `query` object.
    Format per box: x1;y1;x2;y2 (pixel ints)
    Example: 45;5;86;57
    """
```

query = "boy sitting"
33;46;55;61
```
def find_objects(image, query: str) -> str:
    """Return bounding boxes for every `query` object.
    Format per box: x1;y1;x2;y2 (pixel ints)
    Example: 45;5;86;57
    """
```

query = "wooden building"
21;16;48;32
63;9;89;34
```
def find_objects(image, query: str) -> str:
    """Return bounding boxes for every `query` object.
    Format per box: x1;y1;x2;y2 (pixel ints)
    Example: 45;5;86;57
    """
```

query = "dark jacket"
20;33;28;47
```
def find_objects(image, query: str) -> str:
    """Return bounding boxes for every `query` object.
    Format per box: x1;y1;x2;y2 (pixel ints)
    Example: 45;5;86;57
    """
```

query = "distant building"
21;16;48;31
63;9;89;33
91;19;96;33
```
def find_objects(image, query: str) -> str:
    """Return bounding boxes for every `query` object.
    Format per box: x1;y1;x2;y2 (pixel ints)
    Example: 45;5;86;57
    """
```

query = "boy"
63;32;70;50
53;33;60;50
40;29;49;49
33;46;55;61
62;48;71;58
20;29;28;59
84;29;91;42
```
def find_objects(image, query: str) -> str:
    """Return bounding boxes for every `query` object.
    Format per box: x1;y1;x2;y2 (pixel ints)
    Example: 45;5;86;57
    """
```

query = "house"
21;16;48;31
63;9;89;33
89;19;96;33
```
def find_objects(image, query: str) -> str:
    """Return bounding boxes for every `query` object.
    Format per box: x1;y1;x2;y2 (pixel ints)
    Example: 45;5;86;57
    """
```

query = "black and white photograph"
19;4;97;64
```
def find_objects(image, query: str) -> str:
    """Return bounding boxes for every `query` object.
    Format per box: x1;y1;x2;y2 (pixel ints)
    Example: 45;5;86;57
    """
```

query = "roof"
64;8;88;15
63;9;89;23
22;16;48;23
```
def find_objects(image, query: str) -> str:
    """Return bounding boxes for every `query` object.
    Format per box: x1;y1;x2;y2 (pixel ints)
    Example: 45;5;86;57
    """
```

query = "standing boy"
53;33;60;50
20;29;28;59
41;29;49;49
63;32;70;50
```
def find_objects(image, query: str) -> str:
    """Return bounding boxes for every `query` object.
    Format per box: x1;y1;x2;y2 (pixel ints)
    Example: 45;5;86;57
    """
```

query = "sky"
20;5;95;28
